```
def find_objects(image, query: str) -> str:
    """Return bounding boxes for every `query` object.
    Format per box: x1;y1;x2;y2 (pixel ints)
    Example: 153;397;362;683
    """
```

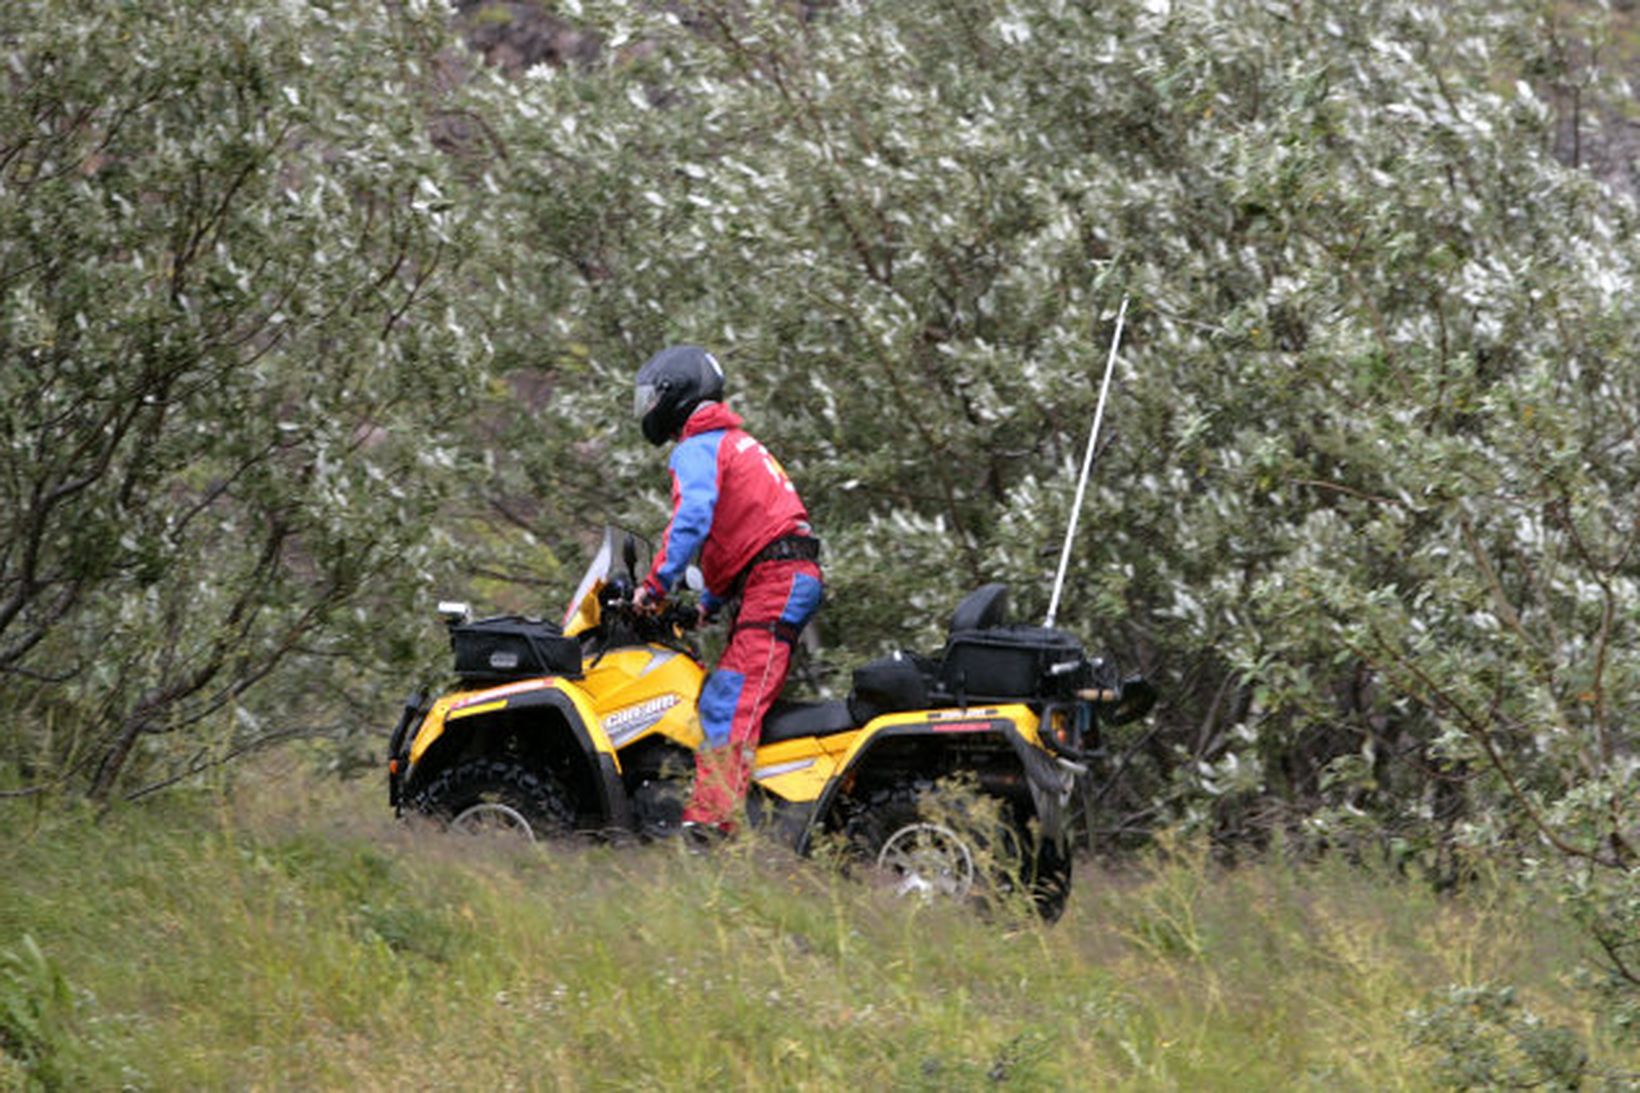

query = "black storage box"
450;615;583;684
934;624;1089;703
848;651;934;724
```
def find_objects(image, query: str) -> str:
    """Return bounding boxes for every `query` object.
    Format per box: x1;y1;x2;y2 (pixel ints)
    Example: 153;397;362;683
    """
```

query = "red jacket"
642;403;811;609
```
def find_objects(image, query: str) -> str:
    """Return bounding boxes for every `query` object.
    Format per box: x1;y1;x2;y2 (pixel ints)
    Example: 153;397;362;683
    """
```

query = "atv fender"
796;707;1074;855
405;677;632;831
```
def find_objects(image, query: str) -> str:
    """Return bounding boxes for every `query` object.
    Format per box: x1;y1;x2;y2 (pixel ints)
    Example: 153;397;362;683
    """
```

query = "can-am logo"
602;694;681;746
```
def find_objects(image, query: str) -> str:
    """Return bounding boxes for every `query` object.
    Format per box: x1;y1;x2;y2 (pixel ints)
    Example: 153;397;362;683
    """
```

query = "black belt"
723;534;822;609
749;534;821;567
732;618;808;646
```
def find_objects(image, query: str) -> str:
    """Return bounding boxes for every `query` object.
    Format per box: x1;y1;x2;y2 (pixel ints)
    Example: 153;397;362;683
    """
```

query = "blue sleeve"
654;433;721;593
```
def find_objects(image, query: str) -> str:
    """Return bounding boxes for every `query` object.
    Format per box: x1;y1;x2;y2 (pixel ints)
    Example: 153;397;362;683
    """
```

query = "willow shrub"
460;0;1638;1033
0;0;499;799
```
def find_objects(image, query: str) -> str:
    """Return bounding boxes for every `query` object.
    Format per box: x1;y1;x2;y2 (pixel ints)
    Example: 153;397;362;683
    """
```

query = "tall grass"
0;761;1629;1090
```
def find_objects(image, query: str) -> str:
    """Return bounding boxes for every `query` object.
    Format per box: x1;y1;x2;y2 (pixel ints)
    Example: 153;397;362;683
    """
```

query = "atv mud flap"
387;690;427;809
745;793;816;849
1002;725;1077;847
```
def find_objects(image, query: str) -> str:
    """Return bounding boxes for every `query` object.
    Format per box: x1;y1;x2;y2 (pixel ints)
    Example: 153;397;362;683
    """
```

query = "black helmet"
633;345;726;445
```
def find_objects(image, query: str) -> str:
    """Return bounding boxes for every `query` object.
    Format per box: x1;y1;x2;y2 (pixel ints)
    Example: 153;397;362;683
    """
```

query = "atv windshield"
561;527;653;632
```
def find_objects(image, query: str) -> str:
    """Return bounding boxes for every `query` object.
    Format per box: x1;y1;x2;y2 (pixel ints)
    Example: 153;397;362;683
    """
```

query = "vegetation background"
2;0;1636;1086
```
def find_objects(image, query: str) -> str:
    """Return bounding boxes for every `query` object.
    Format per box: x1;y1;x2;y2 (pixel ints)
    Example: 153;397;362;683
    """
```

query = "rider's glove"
633;578;665;611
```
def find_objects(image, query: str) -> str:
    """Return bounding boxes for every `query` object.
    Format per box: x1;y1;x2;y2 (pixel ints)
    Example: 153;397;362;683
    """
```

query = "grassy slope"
0;763;1628;1091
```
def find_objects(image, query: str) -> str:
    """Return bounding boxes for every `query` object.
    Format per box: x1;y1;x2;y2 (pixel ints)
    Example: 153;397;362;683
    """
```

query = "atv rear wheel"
842;780;987;903
843;779;1069;920
409;759;574;842
1026;839;1072;924
876;817;978;899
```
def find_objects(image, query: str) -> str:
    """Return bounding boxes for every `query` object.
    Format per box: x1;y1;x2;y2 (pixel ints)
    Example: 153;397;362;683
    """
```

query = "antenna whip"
1045;295;1129;629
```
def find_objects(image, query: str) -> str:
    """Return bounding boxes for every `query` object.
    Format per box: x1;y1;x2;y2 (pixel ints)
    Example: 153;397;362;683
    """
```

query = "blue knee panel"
779;572;824;627
698;668;745;749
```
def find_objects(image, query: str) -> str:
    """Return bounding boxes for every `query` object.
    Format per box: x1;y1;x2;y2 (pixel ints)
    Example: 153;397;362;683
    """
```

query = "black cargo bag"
450;615;583;684
935;624;1089;704
848;650;934;724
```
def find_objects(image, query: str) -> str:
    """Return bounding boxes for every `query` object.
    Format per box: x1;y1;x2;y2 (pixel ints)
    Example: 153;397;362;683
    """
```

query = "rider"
630;345;824;836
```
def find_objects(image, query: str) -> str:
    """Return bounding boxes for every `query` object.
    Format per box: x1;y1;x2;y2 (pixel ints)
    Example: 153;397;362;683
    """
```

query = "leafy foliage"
3;0;1636;1045
459;0;1637;855
0;935;77;1091
1407;983;1589;1090
455;0;1639;1030
0;0;493;798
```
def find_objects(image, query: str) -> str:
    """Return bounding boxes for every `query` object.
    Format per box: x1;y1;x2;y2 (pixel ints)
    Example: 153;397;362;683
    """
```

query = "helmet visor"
633;382;659;421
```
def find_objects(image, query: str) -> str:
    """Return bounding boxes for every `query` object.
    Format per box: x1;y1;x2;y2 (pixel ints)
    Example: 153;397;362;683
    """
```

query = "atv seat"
760;699;856;745
948;581;1010;634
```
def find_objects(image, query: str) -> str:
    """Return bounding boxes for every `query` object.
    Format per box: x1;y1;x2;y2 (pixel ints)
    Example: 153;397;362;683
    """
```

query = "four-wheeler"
386;527;1153;919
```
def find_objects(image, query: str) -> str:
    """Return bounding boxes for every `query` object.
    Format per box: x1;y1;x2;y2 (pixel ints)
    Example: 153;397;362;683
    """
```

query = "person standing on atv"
630;345;824;836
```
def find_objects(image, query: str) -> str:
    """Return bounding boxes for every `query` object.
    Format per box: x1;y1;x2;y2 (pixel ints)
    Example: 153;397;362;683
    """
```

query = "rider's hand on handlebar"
633;577;672;613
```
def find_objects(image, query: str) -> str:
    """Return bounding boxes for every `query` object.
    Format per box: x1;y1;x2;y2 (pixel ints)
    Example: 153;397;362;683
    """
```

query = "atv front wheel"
409;759;574;842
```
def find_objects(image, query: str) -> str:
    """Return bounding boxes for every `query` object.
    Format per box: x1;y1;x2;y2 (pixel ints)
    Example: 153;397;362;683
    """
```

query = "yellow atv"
386;527;1153;920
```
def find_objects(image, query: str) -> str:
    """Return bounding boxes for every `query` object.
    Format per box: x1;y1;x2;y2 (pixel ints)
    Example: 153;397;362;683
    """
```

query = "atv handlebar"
656;600;705;632
1077;675;1156;726
597;580;705;642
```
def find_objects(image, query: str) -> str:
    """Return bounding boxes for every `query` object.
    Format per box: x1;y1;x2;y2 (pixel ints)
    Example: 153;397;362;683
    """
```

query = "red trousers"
682;558;823;830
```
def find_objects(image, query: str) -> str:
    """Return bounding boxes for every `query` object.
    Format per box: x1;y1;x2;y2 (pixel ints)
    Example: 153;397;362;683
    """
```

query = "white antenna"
1045;295;1129;629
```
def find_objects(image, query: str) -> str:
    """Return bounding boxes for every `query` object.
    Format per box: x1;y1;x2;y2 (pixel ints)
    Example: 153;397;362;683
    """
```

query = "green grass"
0;764;1631;1091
